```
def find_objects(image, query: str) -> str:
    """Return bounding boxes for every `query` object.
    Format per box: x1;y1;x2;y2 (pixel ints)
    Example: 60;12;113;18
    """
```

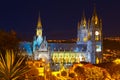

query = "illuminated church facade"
20;8;102;65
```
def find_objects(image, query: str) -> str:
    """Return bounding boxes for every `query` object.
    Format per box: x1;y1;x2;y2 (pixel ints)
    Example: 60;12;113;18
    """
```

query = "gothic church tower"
33;13;49;61
77;7;103;64
90;7;102;64
77;12;88;44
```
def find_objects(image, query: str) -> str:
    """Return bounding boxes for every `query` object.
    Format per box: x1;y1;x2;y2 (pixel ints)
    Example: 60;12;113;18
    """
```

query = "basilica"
20;8;102;66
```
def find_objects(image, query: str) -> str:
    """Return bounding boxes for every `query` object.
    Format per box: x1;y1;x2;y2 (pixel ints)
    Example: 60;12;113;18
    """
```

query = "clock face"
95;31;99;35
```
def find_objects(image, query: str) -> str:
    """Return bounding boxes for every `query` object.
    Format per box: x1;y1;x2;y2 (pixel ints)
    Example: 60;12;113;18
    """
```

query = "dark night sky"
0;0;120;40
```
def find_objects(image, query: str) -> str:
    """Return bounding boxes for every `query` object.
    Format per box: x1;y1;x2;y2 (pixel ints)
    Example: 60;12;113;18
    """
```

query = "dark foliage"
0;30;19;53
61;71;67;76
69;73;75;78
74;66;85;76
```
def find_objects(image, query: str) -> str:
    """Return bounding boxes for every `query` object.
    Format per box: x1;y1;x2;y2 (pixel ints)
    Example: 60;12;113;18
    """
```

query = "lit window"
83;37;88;42
95;36;99;41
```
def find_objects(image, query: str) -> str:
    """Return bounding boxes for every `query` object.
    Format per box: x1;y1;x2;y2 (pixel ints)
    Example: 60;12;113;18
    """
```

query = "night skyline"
0;0;120;40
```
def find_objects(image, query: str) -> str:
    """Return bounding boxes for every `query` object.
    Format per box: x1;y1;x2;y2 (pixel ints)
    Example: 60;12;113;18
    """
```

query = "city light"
113;59;120;64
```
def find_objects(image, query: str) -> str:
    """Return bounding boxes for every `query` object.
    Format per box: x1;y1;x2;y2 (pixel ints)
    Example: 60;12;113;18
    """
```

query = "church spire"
91;6;99;25
81;11;87;27
93;6;97;17
37;13;42;28
36;13;42;36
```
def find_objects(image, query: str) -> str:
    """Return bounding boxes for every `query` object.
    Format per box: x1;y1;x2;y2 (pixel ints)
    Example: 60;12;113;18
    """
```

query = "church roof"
48;43;76;51
48;43;87;52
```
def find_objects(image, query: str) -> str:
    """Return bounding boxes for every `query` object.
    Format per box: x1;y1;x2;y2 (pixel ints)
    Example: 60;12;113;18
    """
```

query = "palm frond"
0;50;30;80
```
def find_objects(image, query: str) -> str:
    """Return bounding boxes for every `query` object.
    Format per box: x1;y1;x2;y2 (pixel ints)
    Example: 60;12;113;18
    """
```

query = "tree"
0;30;19;53
84;64;111;79
97;62;120;79
69;73;75;78
61;71;67;77
74;66;85;79
0;50;30;80
25;67;40;80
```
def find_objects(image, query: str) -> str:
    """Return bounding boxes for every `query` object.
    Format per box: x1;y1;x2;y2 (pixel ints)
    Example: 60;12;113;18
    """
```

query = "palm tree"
0;50;30;80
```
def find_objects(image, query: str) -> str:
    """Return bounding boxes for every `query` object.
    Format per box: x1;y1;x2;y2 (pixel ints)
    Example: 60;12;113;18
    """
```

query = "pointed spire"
36;12;43;36
92;5;97;17
37;12;42;28
81;11;87;27
91;6;99;25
